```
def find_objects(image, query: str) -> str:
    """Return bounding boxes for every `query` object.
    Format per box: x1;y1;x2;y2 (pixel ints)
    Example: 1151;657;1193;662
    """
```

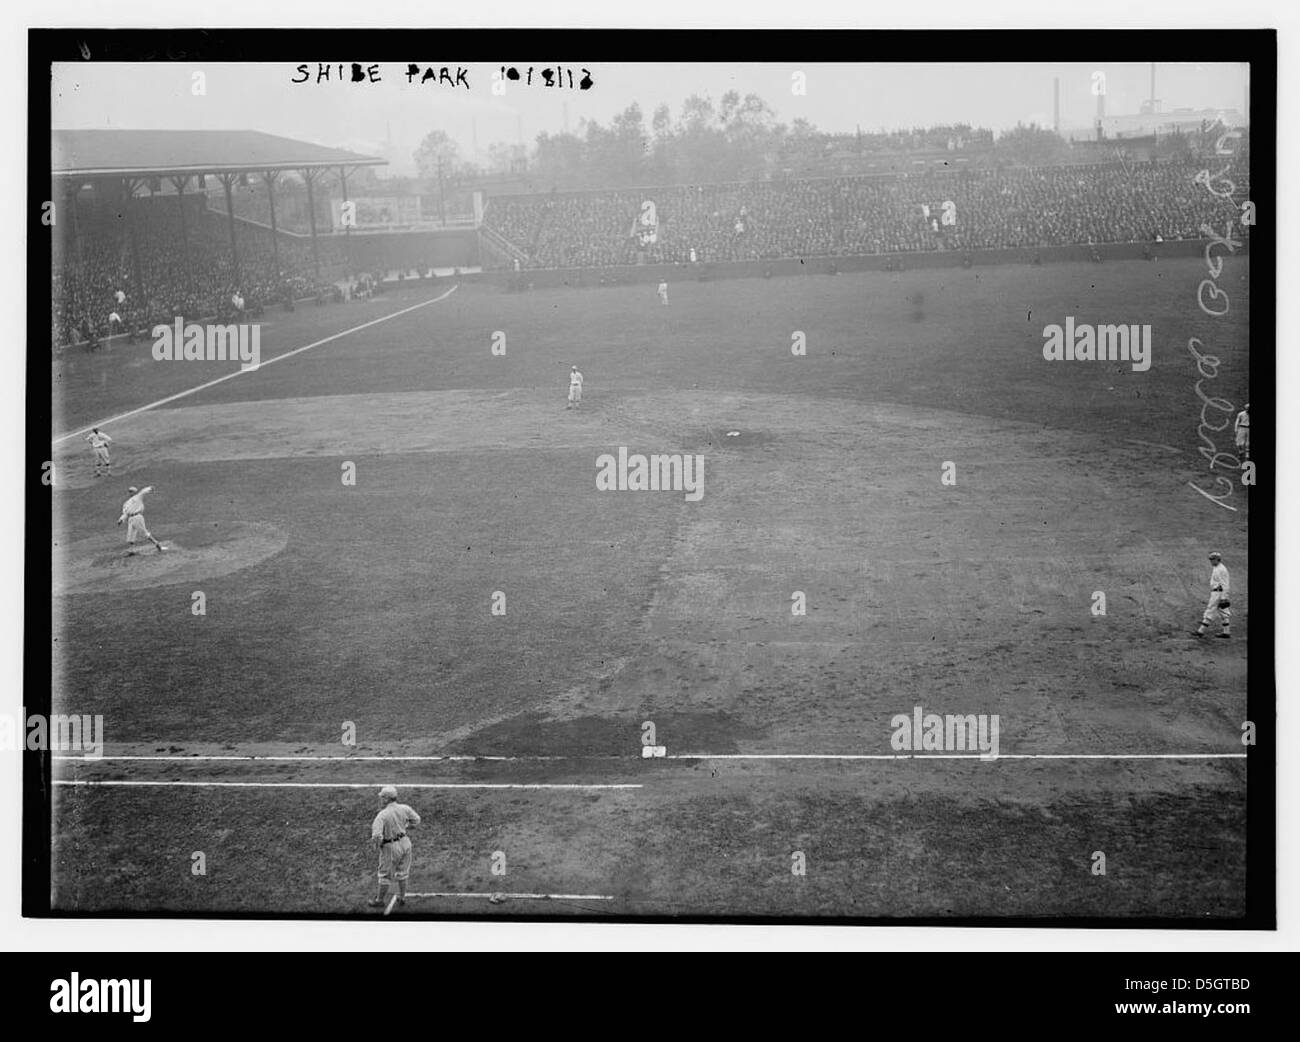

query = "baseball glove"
1218;598;1231;608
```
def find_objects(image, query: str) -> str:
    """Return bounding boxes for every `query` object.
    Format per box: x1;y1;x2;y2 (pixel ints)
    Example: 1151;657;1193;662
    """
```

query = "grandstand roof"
51;129;386;178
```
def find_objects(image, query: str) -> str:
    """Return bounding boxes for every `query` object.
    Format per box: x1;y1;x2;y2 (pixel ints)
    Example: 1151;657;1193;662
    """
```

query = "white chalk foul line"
55;754;574;763
52;285;459;446
403;892;614;901
667;753;1247;761
56;752;1247;764
53;780;640;790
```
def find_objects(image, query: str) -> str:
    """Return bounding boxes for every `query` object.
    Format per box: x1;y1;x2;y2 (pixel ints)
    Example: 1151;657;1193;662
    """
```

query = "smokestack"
1053;77;1060;133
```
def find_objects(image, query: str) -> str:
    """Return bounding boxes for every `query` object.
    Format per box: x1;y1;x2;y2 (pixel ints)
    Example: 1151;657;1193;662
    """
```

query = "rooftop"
51;129;386;178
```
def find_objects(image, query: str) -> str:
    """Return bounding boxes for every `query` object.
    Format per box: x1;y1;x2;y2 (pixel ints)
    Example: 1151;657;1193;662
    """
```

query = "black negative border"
25;27;1277;930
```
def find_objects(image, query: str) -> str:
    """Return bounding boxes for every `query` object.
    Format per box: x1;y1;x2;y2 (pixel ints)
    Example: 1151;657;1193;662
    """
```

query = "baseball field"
47;255;1252;919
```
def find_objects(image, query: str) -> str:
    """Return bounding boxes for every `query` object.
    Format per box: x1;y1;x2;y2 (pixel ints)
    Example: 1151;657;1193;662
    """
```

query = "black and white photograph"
13;17;1288;964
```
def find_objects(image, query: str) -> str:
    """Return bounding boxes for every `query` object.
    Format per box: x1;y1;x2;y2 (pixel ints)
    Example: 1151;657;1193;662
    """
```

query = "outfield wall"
337;228;479;273
480;238;1243;289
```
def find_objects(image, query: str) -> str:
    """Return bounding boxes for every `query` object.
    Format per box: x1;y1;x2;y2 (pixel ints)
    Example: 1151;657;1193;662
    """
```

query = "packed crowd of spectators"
482;159;1248;270
52;196;340;347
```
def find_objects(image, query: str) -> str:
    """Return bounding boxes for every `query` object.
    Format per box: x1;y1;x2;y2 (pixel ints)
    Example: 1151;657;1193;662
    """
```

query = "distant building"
1062;108;1246;143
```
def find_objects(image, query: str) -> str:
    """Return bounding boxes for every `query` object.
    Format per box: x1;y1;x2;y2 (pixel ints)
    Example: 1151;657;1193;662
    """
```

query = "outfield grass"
49;258;1252;918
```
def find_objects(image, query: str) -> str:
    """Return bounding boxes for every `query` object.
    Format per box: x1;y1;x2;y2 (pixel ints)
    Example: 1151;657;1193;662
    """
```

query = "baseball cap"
128;486;138;494
1208;551;1222;560
379;785;398;801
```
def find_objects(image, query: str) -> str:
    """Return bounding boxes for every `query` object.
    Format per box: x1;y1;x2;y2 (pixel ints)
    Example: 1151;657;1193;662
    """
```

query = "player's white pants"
377;836;413;882
1201;593;1231;630
568;385;581;403
126;515;152;544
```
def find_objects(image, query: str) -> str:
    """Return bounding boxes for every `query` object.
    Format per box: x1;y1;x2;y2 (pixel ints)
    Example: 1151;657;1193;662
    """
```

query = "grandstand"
50;130;386;347
480;157;1250;270
52;127;1251;346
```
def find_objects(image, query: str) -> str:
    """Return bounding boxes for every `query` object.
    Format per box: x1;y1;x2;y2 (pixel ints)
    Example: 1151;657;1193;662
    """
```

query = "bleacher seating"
481;160;1248;270
52;195;339;347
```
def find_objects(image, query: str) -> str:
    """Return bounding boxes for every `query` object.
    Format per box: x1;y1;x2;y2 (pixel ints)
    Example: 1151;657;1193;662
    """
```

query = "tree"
673;94;729;181
414;130;461;181
679;93;716;132
532;130;586;188
348;165;382;192
651;103;672;142
721;92;778;176
993;124;1068;166
788;117;817;141
609;102;649;183
719;90;741;127
647;104;675;182
486;141;516;174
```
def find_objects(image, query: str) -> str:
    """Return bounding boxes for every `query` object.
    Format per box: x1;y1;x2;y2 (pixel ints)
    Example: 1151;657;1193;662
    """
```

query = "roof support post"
302;168;321;280
123;177;148;314
337;165;352;277
263;170;281;288
218;172;241;287
170;176;192;289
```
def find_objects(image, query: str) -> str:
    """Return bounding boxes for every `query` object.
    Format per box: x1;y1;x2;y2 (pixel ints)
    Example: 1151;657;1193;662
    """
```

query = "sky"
51;61;1249;177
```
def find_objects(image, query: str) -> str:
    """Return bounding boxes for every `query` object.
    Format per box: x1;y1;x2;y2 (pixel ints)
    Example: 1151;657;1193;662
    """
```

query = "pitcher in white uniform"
117;485;165;555
567;365;583;409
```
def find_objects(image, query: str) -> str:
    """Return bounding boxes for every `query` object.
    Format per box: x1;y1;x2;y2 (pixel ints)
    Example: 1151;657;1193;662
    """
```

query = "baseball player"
657;281;669;305
567;365;583;409
84;427;113;478
1194;551;1232;639
81;315;99;352
117;485;165;555
369;785;421;909
1234;403;1250;461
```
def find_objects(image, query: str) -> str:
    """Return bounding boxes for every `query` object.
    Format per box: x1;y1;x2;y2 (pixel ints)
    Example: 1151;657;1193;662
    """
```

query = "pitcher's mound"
53;521;287;595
